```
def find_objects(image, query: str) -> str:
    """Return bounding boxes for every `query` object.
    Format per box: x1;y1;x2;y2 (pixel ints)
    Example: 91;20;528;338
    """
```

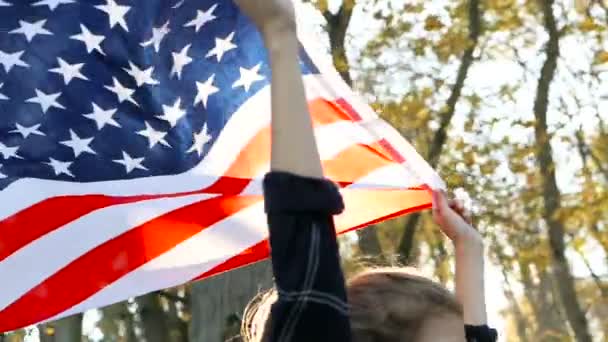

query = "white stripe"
0;194;214;311
46;160;428;323
50;202;268;320
0;76;339;220
345;163;423;190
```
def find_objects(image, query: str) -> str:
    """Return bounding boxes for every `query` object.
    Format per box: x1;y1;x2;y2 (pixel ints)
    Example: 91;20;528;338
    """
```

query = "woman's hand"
431;190;482;246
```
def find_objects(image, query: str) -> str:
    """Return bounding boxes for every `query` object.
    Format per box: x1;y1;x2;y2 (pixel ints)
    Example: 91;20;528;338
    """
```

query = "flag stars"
71;24;105;55
187;124;212;157
206;32;237;62
50;57;88;85
60;129;95;158
124;62;158;87
157;98;186;127
26;89;65;113
0;83;8;100
84;102;120;130
141;20;170;53
171;44;193;80
0;142;20;160
194;74;219;108
114;151;147;174
233;63;265;92
45;158;74;177
10;123;45;138
32;0;74;11
137;122;170;148
184;4;217;32
0;49;29;73
10;19;53;42
0;0;11;6
105;77;138;106
95;0;131;31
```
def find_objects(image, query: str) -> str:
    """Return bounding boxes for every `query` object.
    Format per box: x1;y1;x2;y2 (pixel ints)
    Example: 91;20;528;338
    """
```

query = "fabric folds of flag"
0;0;445;332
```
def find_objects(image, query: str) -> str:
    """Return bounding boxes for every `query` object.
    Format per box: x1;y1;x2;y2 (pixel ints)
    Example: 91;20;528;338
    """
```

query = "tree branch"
396;0;482;264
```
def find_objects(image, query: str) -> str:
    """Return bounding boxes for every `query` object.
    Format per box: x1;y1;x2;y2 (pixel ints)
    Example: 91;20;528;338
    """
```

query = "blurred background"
3;0;607;341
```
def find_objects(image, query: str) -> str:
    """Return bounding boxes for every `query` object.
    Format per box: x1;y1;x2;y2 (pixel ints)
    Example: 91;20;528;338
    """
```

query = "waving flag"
0;0;444;332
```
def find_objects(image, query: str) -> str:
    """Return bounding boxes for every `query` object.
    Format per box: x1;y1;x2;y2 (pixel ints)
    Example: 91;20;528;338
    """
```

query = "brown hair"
240;267;462;342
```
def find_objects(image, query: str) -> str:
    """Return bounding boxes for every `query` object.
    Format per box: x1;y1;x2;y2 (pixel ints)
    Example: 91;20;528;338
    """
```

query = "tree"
189;261;272;342
532;0;592;340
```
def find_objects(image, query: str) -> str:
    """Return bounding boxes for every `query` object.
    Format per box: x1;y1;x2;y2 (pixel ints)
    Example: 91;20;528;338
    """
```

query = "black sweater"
262;171;497;342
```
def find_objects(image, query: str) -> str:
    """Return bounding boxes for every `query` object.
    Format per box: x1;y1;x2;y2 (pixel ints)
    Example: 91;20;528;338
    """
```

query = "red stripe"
0;195;261;332
324;142;393;186
193;188;432;282
0;98;363;262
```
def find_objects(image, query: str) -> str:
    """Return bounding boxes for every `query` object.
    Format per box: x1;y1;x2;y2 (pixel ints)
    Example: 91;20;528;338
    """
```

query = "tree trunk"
502;272;529;342
189;261;273;342
323;2;387;260
396;0;482;264
137;292;171;342
533;1;592;340
37;314;83;342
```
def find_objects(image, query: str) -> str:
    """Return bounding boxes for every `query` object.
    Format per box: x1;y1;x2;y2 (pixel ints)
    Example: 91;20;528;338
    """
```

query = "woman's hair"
240;267;463;342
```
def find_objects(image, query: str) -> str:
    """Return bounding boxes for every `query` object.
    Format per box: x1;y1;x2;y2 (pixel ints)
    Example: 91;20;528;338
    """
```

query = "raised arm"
432;190;497;341
234;1;351;341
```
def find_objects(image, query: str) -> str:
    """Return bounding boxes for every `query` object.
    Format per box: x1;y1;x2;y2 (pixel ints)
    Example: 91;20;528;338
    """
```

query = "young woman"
234;0;498;341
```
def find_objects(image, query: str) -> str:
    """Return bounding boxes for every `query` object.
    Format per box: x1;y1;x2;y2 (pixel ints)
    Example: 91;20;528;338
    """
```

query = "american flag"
0;0;444;332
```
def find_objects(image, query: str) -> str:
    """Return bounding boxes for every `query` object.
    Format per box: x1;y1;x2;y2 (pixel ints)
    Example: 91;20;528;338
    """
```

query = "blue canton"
0;0;318;189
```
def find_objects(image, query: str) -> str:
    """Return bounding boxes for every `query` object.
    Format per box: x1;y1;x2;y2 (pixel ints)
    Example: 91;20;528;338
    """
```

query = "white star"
32;0;74;10
0;164;6;179
95;0;131;31
141;20;170;53
171;44;193;80
194;74;219;108
157;98;186;127
71;24;105;55
206;31;237;62
124;62;158;87
49;57;88;85
26;89;65;113
137;122;170;148
0;83;8;100
232;63;265;92
83;102;120;130
0;142;20;160
187;124;212;156
113;151;147;174
184;4;217;32
105;77;138;106
0;0;11;6
0;49;29;73
172;0;185;9
60;129;95;158
45;158;74;177
10;123;45;138
10;19;53;42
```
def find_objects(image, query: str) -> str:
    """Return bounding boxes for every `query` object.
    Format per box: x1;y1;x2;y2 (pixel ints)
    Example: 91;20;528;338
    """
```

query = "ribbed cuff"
465;325;498;342
263;172;344;215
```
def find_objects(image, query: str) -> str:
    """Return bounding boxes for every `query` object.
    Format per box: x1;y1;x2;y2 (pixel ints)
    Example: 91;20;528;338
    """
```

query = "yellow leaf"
424;15;444;31
579;17;601;32
594;50;608;65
